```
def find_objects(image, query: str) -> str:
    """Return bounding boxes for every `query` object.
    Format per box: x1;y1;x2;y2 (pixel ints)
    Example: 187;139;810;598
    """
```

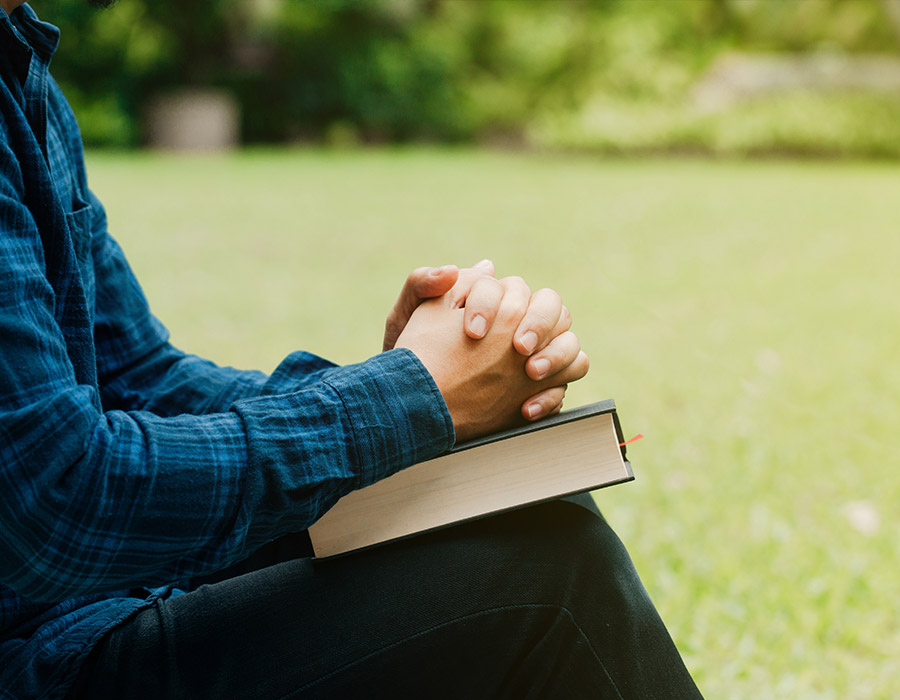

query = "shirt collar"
1;3;60;62
0;4;60;88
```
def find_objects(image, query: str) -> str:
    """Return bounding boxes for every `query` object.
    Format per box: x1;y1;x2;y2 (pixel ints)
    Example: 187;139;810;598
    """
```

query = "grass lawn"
86;148;899;699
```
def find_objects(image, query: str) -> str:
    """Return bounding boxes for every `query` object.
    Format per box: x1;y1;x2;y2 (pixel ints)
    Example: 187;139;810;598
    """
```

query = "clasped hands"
384;260;589;444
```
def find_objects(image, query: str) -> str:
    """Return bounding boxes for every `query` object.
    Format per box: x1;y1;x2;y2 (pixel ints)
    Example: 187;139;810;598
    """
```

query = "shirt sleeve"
0;157;455;604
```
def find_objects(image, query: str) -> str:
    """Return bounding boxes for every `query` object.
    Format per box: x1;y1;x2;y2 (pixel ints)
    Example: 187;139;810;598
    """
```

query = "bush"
44;0;900;156
532;91;900;159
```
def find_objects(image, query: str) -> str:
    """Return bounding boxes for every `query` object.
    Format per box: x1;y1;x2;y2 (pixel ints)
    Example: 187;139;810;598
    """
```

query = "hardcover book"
308;400;634;558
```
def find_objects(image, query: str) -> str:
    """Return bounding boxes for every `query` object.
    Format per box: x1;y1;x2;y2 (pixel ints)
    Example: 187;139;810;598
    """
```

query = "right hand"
395;277;589;443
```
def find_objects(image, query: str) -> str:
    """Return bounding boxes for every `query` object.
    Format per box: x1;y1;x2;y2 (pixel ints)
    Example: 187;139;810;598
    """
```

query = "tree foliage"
44;0;900;149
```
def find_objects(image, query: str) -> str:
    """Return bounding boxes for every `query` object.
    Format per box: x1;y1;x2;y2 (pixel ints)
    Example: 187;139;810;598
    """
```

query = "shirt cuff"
231;347;455;533
262;350;340;394
322;348;455;488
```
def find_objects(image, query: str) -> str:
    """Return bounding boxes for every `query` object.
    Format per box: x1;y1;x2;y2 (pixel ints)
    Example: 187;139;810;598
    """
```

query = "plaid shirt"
0;6;454;698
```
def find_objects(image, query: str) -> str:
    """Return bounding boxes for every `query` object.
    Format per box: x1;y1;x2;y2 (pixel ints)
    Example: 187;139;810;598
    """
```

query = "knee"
441;500;643;610
498;500;652;615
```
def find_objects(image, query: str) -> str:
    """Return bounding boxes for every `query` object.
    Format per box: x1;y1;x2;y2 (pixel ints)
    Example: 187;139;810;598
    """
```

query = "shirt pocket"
65;200;93;269
65;200;96;305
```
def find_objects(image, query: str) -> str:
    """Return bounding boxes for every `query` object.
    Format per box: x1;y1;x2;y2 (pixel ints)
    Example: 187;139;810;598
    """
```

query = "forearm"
99;341;340;415
1;349;453;603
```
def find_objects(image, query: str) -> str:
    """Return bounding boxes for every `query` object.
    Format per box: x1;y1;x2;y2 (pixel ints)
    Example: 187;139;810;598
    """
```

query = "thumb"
383;265;459;351
409;264;459;301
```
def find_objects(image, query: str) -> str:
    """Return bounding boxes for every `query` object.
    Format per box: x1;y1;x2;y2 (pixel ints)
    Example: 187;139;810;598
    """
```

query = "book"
307;400;634;558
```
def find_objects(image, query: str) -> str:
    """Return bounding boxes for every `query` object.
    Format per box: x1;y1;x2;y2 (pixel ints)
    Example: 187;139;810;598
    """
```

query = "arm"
0;171;453;603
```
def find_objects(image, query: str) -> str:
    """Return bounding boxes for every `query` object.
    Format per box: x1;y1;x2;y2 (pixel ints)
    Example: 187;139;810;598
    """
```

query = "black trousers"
69;496;703;699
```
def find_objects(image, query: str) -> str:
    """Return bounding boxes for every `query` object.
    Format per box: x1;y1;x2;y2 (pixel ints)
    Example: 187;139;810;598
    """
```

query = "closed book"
308;400;634;558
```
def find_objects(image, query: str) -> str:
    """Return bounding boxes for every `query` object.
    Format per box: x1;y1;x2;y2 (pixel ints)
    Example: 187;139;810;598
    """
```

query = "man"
0;2;704;698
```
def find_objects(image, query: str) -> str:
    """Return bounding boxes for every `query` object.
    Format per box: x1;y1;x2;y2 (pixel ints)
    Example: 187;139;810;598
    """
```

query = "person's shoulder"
46;74;78;130
45;73;89;165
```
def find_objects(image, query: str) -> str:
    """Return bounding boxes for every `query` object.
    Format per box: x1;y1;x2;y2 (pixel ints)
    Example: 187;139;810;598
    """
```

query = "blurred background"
48;1;900;698
52;0;900;155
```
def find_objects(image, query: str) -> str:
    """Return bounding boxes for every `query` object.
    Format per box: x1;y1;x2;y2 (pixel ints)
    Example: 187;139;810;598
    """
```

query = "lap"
68;497;702;700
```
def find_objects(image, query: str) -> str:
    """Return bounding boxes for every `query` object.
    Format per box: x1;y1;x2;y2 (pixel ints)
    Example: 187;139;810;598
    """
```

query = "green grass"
86;148;900;699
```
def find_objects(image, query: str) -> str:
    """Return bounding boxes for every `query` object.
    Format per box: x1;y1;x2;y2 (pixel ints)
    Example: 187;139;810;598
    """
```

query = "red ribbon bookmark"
619;434;643;447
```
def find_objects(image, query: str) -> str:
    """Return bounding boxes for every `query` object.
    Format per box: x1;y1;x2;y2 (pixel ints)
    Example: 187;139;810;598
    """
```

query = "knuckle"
534;287;560;302
526;289;563;330
546;386;565;403
547;331;579;359
471;261;494;277
456;267;478;283
575;351;590;377
524;310;555;332
478;276;505;292
467;278;504;306
498;278;530;318
505;298;529;321
501;275;530;294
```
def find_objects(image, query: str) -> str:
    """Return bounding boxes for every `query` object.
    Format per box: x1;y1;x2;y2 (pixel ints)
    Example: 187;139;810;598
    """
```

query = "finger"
446;258;495;308
463;276;504;339
524;305;571;355
396;266;460;319
472;258;495;275
554;305;572;337
521;386;567;421
409;264;460;301
525;330;580;381
513;288;564;356
495;276;531;326
383;265;459;351
536;349;589;387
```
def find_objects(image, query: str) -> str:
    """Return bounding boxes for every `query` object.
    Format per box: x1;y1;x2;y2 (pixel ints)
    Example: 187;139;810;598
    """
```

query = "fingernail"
430;266;447;276
519;331;538;354
468;314;487;338
532;357;551;379
475;258;492;269
526;403;543;419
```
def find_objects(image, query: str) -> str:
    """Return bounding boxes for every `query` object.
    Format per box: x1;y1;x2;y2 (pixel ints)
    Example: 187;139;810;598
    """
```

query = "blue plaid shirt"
0;6;454;698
